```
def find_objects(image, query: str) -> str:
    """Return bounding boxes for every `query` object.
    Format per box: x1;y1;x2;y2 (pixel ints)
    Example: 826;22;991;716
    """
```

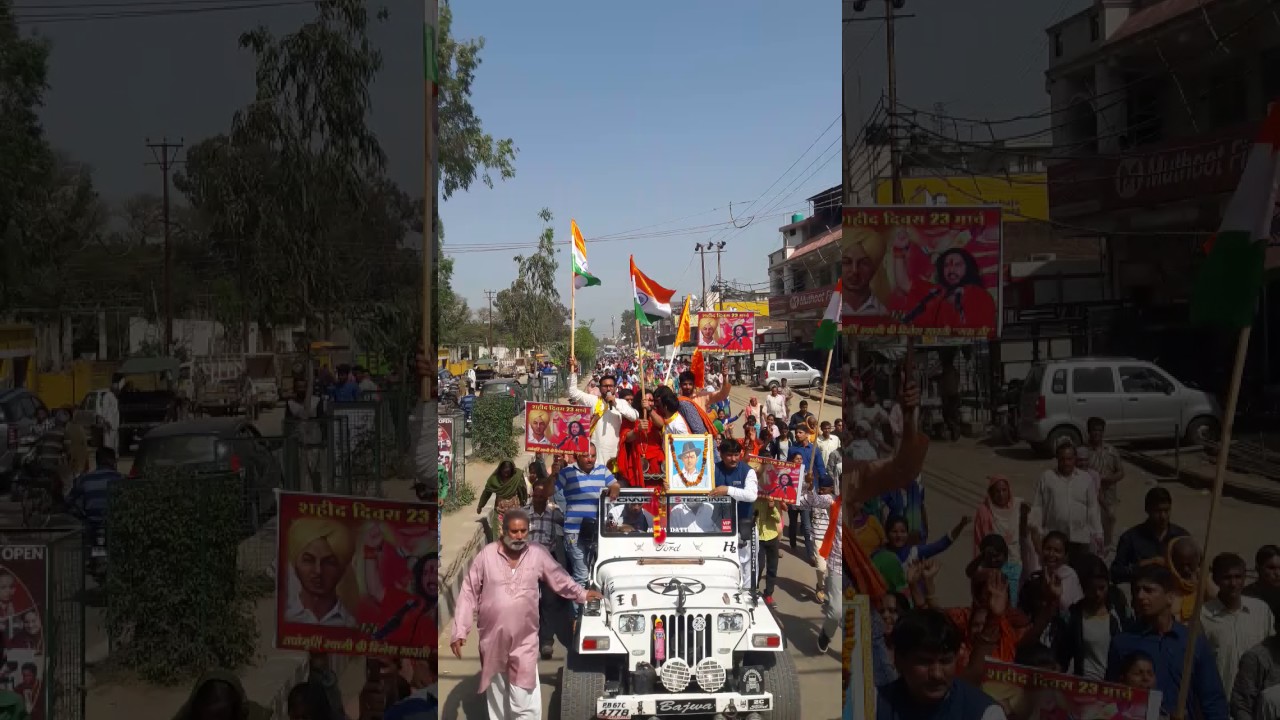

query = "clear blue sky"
444;1;838;339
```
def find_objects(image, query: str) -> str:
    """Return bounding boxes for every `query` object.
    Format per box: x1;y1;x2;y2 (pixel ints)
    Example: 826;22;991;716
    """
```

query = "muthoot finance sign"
875;175;1048;222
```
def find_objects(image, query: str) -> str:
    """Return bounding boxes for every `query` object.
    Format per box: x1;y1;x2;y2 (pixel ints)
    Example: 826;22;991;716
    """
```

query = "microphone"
372;598;420;640
900;288;942;324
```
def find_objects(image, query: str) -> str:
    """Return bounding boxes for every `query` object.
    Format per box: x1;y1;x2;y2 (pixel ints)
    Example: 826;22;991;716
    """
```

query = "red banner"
695;312;755;354
524;402;593;453
842;206;1003;339
275;492;437;659
982;660;1161;720
0;545;47;719
746;455;800;503
438;417;453;494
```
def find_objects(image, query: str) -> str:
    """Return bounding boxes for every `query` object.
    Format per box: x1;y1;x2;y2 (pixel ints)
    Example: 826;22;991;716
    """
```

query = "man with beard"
842;228;889;318
899;247;997;330
451;509;601;719
564;365;637;466
284;518;357;627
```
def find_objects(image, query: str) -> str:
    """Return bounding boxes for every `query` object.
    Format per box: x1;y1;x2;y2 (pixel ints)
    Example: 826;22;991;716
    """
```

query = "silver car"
1017;357;1221;456
757;359;821;390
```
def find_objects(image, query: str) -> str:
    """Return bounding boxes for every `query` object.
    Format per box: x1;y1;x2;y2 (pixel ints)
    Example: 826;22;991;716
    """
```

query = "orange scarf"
844;516;887;599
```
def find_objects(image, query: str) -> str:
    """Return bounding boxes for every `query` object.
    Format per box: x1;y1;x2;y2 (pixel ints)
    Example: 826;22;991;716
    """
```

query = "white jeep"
559;490;801;719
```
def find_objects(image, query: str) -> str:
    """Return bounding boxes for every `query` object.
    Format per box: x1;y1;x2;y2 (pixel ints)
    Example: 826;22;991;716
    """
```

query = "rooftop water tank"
791;213;804;224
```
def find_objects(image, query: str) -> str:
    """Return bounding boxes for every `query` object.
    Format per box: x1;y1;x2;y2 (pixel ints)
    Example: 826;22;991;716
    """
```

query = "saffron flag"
672;295;693;345
630;256;675;325
814;280;843;350
571;219;600;289
1192;105;1280;330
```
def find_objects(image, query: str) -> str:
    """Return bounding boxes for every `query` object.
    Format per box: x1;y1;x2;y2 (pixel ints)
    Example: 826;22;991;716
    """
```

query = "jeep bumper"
597;692;772;717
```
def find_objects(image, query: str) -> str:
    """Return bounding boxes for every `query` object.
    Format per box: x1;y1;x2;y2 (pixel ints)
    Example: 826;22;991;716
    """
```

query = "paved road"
436;382;843;719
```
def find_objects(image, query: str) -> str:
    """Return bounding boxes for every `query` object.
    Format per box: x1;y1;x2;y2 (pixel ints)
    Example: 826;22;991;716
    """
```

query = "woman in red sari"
617;390;666;489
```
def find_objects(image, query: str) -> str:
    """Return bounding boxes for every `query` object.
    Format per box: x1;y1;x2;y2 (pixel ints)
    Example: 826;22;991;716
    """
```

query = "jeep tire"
752;651;801;720
560;654;607;719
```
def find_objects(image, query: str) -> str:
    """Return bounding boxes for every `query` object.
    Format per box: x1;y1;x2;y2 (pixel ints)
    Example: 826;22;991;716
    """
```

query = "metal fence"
0;529;85;720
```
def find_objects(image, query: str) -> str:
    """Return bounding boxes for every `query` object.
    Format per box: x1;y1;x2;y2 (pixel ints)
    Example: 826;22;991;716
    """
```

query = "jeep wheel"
560;654;607;719
751;651;801;720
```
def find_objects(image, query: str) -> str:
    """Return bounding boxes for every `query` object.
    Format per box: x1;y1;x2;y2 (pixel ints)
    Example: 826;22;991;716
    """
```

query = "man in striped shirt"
554;443;615;591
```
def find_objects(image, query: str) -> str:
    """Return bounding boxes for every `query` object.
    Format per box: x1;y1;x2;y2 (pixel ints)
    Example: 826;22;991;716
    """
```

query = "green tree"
0;0;54;302
493;209;565;350
437;3;518;345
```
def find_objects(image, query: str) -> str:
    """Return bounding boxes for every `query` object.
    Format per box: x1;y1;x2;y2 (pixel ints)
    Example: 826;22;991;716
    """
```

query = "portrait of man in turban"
526;408;551;445
285;517;358;627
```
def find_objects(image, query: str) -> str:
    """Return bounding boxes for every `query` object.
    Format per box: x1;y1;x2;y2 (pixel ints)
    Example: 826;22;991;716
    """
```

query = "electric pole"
885;0;903;204
485;289;497;357
849;0;907;203
694;243;712;311
146;137;184;355
711;241;727;310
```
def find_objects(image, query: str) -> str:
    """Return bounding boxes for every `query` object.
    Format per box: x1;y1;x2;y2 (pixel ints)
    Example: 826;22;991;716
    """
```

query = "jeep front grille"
650;613;713;669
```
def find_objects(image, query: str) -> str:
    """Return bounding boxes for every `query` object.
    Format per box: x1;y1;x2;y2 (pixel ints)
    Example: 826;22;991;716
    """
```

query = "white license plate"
90;547;106;558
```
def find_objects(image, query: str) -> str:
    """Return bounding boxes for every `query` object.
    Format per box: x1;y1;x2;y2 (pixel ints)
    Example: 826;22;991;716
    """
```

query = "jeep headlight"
617;614;645;634
717;613;743;632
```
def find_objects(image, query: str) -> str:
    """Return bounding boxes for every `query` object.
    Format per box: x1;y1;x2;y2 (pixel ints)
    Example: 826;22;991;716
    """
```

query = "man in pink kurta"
451;508;599;719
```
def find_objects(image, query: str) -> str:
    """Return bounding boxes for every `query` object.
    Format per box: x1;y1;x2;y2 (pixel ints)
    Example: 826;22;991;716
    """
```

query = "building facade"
1045;0;1280;386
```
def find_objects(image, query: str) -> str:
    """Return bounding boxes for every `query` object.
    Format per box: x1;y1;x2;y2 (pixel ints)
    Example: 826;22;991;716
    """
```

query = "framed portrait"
664;433;714;494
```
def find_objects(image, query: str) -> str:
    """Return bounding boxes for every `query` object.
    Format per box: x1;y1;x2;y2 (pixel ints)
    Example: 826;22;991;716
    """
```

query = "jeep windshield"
600;492;736;538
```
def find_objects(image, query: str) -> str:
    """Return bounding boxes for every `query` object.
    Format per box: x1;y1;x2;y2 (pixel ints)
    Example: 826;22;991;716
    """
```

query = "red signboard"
842;206;1004;339
767;284;837;317
1048;121;1258;219
275;492;437;659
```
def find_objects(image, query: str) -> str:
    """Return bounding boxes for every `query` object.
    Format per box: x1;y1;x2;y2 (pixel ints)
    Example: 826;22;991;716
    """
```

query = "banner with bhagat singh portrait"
275;491;437;660
841;206;1003;339
523;402;593;454
695;311;755;354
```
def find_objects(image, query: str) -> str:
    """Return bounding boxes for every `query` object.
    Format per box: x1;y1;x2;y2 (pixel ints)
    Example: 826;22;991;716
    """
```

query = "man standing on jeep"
710;437;760;591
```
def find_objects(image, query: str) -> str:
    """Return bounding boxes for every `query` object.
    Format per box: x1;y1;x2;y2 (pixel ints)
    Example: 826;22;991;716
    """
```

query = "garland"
645;486;667;544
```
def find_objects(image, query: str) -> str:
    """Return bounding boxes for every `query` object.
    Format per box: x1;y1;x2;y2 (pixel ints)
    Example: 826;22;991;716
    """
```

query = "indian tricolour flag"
571;219;600;289
630;256;675;326
1191;104;1280;330
814;280;842;350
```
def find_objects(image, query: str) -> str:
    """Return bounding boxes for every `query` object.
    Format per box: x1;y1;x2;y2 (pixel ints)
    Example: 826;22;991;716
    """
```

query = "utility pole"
711;241;727;310
145;137;184;355
885;0;903;204
484;290;497;357
694;243;712;311
849;0;907;203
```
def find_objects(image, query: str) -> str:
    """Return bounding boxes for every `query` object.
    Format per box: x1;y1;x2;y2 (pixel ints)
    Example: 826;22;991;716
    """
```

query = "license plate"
90;547;106;558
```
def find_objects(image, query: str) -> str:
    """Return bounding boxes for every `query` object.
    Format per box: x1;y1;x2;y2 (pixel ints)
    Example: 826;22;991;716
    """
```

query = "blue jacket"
876;678;996;720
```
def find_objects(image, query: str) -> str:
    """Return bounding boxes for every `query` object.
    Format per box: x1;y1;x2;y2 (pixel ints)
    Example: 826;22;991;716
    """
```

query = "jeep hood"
598;561;743;609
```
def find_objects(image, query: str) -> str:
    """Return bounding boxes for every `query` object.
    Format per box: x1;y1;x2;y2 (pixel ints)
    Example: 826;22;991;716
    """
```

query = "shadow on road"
994;447;1043;462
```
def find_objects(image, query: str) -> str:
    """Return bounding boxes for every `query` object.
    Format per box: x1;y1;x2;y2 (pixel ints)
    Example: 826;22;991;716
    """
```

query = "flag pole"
1172;326;1251;720
421;0;437;402
806;344;836;487
570;244;577;369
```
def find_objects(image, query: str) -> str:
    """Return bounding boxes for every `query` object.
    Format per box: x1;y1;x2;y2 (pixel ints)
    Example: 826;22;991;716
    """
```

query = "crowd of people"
854;408;1280;720
456;351;851;718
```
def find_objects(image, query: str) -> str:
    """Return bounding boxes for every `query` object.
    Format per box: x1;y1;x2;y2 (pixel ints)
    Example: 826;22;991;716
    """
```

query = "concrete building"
1044;0;1280;387
767;186;841;348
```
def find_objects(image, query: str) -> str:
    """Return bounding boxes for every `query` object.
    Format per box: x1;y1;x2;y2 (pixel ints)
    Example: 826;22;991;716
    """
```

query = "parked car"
0;389;48;486
756;359;821;390
132;418;283;533
1017;357;1222;456
481;378;521;399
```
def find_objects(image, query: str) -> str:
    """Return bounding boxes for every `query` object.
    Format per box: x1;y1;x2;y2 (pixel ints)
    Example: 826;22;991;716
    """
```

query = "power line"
12;0;312;23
